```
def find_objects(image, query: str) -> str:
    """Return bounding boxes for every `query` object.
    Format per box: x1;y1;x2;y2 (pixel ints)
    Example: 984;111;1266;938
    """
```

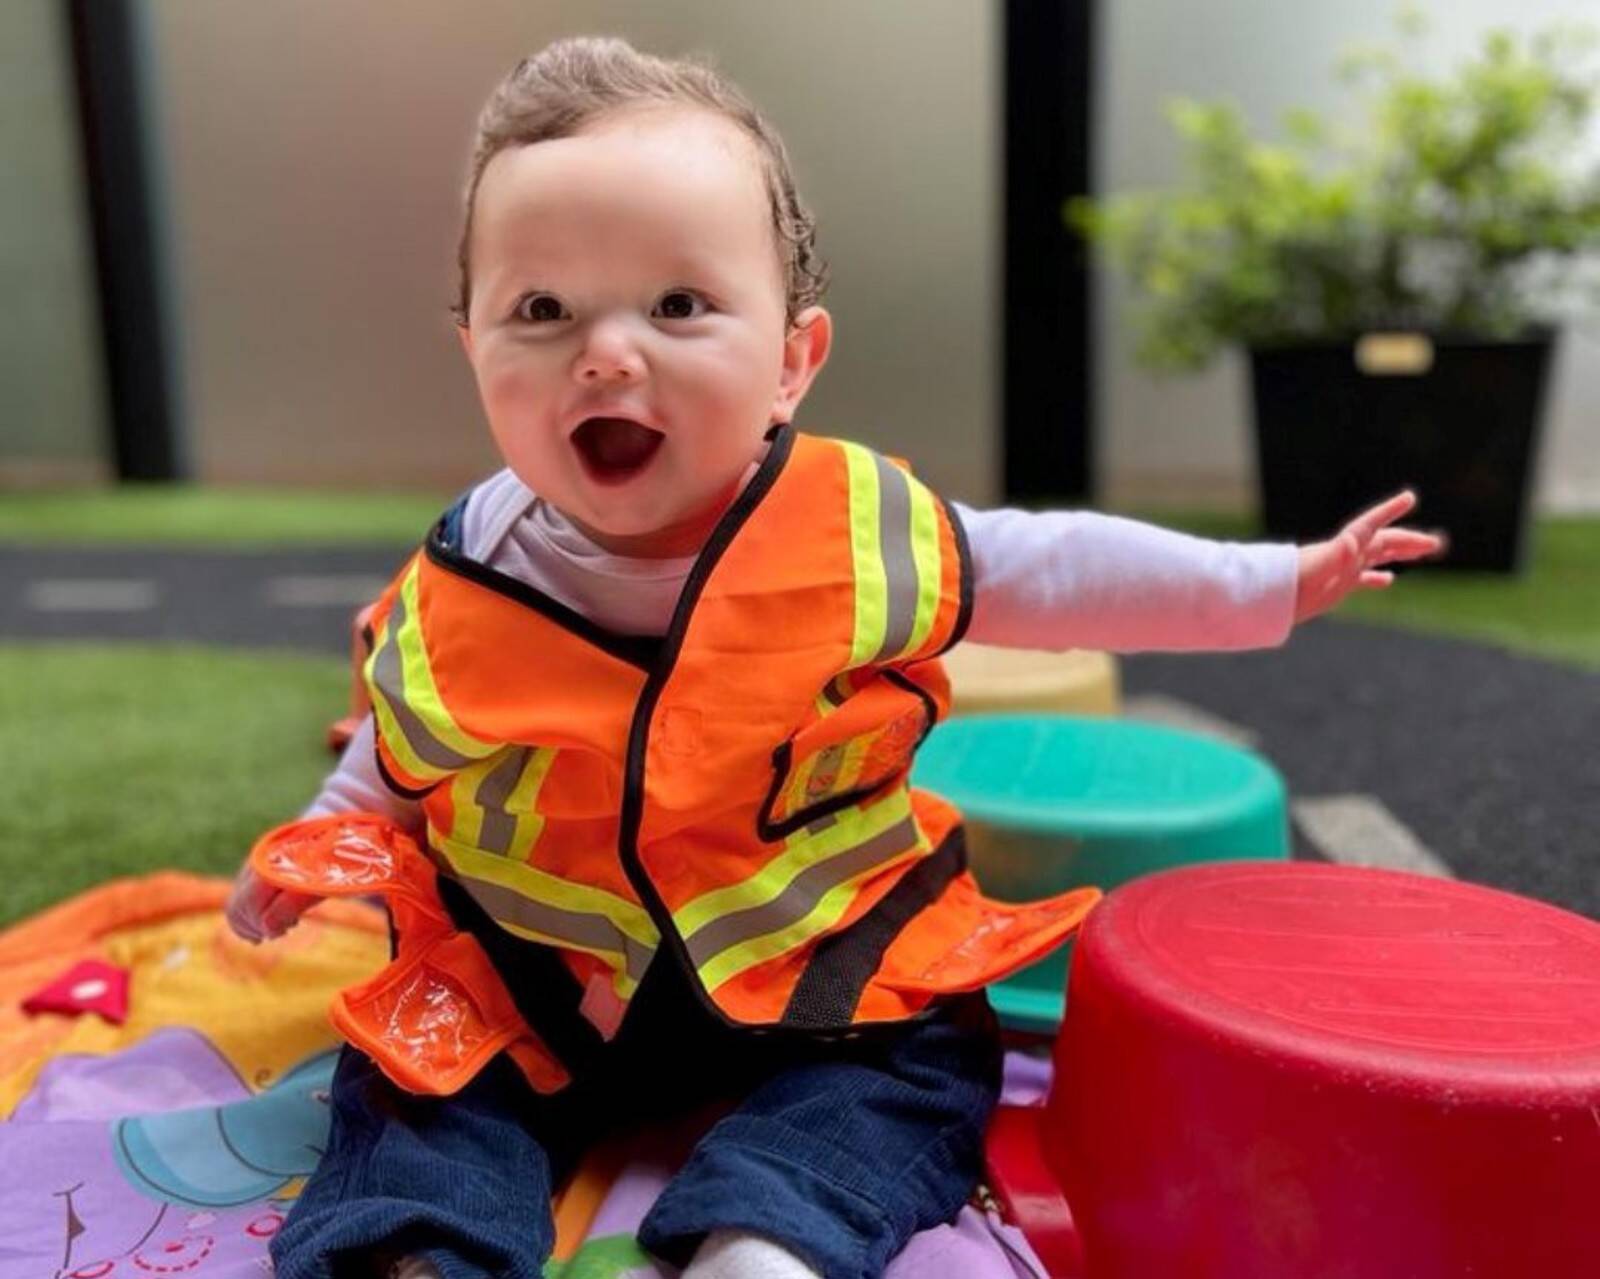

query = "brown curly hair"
451;36;829;331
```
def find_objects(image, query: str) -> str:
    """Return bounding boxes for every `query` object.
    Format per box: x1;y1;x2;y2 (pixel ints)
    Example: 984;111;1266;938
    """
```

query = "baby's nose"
579;359;634;381
575;322;646;383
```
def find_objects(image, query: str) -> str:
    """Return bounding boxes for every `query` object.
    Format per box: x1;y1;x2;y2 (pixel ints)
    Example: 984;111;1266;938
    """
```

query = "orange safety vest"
253;427;1100;1095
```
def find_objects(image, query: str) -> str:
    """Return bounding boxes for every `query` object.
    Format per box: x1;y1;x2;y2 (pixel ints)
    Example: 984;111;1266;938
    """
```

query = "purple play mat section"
0;1034;1048;1278
0;874;1049;1278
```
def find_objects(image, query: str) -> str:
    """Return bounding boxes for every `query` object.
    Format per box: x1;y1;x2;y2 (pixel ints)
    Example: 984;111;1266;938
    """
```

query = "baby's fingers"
1360;569;1395;589
1369;526;1448;565
259;889;318;939
225;872;271;943
226;904;264;944
1349;489;1418;541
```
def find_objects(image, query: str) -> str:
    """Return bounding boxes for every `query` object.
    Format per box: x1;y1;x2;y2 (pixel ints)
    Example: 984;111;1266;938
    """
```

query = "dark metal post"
66;0;187;481
1003;0;1094;504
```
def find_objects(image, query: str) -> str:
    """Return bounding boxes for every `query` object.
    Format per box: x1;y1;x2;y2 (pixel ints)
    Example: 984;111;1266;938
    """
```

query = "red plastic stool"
984;1103;1085;1277
1043;861;1600;1278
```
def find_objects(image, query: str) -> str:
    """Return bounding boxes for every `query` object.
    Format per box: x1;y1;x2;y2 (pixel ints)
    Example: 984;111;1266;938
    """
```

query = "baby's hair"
451;35;829;330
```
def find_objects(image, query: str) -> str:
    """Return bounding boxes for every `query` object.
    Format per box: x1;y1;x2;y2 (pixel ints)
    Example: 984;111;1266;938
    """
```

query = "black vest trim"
935;491;976;654
612;426;817;1032
780;824;968;1029
373;740;440;801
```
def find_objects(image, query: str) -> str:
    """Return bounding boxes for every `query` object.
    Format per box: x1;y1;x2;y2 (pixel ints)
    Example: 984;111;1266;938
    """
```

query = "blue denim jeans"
270;948;1002;1279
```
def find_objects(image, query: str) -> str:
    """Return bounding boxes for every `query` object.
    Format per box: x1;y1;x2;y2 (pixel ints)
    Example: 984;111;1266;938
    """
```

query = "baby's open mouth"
571;416;665;483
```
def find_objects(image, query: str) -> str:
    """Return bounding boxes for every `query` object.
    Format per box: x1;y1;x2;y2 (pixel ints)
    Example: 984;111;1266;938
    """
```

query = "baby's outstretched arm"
956;490;1442;655
1292;489;1446;623
956;502;1299;653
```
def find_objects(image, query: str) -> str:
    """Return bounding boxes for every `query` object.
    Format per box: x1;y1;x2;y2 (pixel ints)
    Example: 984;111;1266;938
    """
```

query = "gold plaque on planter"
1355;332;1435;376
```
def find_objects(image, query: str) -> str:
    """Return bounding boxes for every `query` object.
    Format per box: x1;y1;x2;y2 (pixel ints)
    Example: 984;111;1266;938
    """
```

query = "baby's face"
458;105;829;557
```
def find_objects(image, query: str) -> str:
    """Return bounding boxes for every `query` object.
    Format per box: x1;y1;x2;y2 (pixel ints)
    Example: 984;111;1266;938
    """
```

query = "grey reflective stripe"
475;747;530;856
452;872;654;984
370;589;478;772
871;453;920;662
683;815;922;970
820;674;851;708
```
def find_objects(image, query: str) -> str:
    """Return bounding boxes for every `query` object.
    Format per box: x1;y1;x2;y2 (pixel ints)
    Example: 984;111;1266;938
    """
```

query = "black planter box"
1249;333;1555;572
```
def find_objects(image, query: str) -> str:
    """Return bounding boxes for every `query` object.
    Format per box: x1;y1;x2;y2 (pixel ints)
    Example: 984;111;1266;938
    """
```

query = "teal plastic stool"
911;713;1289;1034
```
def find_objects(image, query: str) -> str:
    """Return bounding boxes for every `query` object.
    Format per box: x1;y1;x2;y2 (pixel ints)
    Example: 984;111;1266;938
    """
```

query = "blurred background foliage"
1071;13;1600;370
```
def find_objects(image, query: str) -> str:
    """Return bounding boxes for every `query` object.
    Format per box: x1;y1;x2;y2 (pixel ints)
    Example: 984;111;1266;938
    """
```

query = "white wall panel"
146;1;999;502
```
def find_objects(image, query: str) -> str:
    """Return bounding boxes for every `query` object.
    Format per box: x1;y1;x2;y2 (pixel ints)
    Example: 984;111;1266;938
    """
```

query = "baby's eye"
653;290;708;321
516;294;568;323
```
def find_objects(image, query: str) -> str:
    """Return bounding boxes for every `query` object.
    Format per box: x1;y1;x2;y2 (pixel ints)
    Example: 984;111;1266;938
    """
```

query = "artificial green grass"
1120;509;1600;672
0;644;347;927
0;485;451;545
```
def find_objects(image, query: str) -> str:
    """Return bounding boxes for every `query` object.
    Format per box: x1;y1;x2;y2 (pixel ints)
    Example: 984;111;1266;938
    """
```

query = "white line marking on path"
1292;793;1454;878
264;576;388;608
26;579;158;611
1122;693;1259;747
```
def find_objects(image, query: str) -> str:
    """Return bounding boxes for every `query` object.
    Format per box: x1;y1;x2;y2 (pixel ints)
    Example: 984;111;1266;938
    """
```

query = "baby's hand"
1293;490;1447;624
224;861;318;944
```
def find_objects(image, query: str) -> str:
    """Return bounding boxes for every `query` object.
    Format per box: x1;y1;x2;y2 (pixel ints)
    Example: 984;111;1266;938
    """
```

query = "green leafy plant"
1070;13;1600;371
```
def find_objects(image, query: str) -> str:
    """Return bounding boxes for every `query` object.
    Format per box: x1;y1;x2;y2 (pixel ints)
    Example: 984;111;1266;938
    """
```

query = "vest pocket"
759;670;936;841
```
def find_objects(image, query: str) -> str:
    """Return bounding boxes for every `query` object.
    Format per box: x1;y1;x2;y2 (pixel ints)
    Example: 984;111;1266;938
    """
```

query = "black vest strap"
780;825;968;1029
436;871;608;1081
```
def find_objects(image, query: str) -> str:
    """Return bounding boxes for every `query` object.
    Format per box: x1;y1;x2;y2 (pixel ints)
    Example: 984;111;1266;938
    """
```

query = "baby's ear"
773;306;832;421
455;324;475;360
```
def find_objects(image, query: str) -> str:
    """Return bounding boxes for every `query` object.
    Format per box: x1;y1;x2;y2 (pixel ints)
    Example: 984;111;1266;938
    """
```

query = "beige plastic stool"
942;643;1120;718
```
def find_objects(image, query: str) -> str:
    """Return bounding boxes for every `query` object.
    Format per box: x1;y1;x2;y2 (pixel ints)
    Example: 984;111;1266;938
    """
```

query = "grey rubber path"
3;545;1595;920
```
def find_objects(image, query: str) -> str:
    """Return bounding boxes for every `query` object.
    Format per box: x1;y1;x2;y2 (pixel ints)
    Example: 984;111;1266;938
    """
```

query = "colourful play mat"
0;875;1047;1277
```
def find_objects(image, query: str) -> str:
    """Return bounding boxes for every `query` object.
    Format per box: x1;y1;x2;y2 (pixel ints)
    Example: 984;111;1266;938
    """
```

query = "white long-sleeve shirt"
306;465;1298;824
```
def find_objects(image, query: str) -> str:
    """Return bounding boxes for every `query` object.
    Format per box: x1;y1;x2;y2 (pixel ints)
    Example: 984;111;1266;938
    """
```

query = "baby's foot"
681;1229;821;1279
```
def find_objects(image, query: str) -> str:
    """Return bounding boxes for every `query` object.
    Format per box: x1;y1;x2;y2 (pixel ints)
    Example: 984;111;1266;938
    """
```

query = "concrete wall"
0;0;109;484
143;0;1000;502
1096;0;1600;512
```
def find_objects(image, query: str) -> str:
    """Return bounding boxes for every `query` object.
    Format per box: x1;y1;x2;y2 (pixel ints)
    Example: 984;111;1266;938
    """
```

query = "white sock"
681;1228;823;1279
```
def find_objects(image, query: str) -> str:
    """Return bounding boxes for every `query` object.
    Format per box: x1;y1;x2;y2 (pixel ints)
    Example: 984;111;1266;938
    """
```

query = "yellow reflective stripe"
842;441;887;667
443;749;557;860
446;760;487;848
902;475;943;659
446;746;555;859
433;832;657;944
674;786;913;942
364;614;454;784
832;731;874;795
364;563;499;784
363;610;445;785
431;831;657;993
392;567;497;759
703;880;856;993
689;799;931;993
780;750;821;822
502;746;556;861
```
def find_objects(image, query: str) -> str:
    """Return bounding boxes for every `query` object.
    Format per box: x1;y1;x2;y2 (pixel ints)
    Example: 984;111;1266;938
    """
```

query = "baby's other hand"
224;861;317;943
1293;490;1447;624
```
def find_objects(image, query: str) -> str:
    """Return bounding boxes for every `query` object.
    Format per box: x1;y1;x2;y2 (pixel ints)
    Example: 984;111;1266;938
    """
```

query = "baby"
227;35;1444;1279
